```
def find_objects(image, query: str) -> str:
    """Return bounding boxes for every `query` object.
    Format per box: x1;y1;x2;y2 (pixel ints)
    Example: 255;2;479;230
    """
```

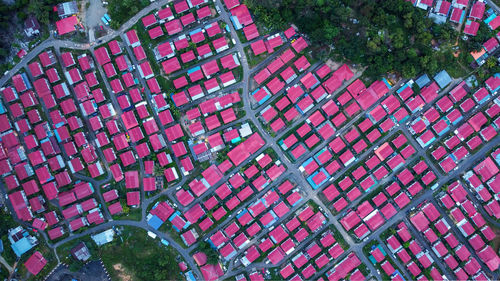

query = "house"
142;14;157;28
124;29;140;47
24;15;40;37
416;0;433;10
24;251;46;276
57;1;78;18
9;191;32;221
91;229;115;246
469;1;485;20
434;70;452;88
8;226;37;257
450;7;465;23
230;4;253;29
71;242;91;261
56;15;79;35
464;20;480;36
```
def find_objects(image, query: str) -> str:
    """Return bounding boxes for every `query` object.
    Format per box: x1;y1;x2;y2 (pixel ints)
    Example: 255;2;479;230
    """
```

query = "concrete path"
0;255;13;273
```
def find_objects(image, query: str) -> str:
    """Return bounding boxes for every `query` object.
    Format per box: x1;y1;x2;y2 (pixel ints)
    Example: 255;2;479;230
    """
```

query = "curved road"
2;0;499;280
0;0;207;279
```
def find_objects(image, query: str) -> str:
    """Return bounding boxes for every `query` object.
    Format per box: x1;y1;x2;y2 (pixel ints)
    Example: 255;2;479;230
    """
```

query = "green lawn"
99;227;181;281
56;226;182;281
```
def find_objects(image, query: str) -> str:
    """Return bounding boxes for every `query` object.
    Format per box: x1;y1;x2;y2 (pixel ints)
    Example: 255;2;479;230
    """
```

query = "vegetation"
245;0;493;79
0;210;17;279
0;0;65;69
99;227;181;281
107;0;151;29
198;241;220;264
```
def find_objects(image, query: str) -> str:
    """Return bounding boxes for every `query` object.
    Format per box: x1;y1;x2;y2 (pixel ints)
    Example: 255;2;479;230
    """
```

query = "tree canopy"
246;0;489;79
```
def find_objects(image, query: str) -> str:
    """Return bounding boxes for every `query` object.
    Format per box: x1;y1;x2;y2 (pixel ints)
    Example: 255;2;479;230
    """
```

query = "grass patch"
70;226;182;281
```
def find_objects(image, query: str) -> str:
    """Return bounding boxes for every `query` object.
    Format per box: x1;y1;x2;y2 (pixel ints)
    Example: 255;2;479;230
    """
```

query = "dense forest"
245;0;495;78
107;0;151;29
0;0;65;64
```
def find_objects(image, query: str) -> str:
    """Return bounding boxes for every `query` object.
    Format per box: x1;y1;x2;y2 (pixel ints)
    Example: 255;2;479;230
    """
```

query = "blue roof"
415;74;431;88
396;83;410;94
185;271;196;281
189;28;202;35
262;210;278;227
434;70;452;88
485;13;496;25
307;168;330;190
187;66;201;75
11;237;34;257
148;215;164;230
251;88;271;105
230;15;242;30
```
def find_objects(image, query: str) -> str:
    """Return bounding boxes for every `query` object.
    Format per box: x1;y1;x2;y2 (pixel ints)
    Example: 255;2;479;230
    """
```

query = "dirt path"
0;255;13;273
112;263;132;281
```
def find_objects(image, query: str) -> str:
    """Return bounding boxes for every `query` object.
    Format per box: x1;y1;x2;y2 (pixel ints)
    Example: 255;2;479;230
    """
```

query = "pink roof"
148;25;164;39
126;191;140;206
231;4;253;26
158;6;173;20
162;57;181;74
24;251;46;275
464;20;480;36
142;14;157;28
165;19;183;35
197;6;212;19
56;16;78;35
284;26;296;38
251;39;266;55
180;13;195;26
470;1;485;19
94;47;111;65
292;36;308;53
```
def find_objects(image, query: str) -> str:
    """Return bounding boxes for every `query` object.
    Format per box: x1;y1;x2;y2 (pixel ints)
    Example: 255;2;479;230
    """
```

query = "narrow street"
0;0;499;280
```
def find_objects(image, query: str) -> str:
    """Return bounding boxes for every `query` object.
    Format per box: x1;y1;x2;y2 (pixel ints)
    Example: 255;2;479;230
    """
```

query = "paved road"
1;0;499;280
0;0;169;89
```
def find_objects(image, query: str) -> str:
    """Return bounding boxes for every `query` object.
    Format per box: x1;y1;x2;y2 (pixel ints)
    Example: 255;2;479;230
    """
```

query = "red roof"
24;251;46;275
243;23;259;40
292;36;308;53
162;57;181;74
165;19;183;35
251;39;266;55
56;16;78;35
142;14;157;28
470;1;485;19
231;4;253;26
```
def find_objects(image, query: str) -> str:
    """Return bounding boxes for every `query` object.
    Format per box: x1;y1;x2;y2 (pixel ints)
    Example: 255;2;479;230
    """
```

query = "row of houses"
411;0;493;36
0;45;116;253
411;198;498;278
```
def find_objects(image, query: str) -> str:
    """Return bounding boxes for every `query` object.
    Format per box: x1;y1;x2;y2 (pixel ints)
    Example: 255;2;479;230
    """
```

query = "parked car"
101;17;109;26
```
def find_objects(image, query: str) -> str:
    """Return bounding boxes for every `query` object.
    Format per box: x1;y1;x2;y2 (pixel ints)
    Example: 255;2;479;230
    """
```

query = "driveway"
85;0;107;42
